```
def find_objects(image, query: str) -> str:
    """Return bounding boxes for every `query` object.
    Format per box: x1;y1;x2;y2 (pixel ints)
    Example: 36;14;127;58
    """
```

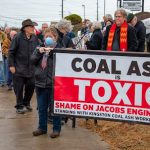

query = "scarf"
107;21;128;51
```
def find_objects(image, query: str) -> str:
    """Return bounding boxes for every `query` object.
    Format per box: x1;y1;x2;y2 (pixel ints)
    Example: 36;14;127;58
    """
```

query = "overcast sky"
0;0;149;28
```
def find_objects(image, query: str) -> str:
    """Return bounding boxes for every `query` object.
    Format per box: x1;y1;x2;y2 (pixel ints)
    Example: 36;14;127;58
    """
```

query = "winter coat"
134;21;146;52
2;38;11;57
31;42;63;88
85;29;103;50
0;31;6;45
102;24;138;52
8;32;39;77
56;29;74;48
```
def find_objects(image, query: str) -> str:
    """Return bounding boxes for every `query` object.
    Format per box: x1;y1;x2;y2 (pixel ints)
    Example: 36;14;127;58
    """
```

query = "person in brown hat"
8;19;39;114
21;19;38;36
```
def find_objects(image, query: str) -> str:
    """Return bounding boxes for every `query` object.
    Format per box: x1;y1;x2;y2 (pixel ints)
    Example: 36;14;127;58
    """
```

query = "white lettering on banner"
74;79;150;107
74;80;90;101
54;52;150;124
113;82;131;105
92;81;111;103
135;84;142;106
145;87;150;105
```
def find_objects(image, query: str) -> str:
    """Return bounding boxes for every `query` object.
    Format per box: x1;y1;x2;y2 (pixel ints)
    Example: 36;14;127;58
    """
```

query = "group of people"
80;9;148;53
0;27;17;89
0;8;149;139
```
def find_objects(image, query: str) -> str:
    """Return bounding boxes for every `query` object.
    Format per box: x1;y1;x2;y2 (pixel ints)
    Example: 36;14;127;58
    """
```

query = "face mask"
44;37;57;48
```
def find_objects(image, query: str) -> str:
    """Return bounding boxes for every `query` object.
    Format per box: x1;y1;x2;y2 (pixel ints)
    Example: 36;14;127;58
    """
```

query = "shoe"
33;129;47;136
7;86;12;91
25;106;33;112
7;85;12;91
16;108;25;114
50;131;60;138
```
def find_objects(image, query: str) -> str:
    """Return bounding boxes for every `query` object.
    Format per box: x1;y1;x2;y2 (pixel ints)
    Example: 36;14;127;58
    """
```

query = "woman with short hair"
84;21;103;50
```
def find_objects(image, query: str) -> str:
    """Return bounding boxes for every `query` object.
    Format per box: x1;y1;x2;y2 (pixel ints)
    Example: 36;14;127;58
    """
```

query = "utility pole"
97;0;99;21
142;0;144;12
82;4;85;20
119;0;122;8
62;0;64;19
104;0;105;16
117;0;120;8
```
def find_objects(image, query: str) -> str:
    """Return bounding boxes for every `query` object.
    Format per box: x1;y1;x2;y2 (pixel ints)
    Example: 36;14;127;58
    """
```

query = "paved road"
0;87;110;150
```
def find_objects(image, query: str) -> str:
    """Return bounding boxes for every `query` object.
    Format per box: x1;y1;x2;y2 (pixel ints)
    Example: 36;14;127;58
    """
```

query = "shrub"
65;14;82;25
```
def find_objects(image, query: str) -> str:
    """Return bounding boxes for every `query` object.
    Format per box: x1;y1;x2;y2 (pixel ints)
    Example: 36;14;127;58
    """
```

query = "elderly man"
4;27;11;35
8;19;39;114
102;14;113;30
102;8;138;52
127;13;146;52
38;23;49;44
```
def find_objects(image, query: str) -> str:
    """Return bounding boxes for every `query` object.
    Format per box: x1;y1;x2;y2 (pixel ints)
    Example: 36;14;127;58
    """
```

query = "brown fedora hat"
21;19;38;31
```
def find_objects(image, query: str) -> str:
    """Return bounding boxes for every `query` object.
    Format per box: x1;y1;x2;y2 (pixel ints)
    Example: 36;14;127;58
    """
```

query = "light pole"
62;0;64;18
104;0;105;16
142;0;144;12
82;4;85;20
97;0;99;21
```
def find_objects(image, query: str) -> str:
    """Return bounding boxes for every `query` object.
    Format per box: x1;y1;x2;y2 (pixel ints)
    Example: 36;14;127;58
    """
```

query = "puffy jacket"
8;32;39;77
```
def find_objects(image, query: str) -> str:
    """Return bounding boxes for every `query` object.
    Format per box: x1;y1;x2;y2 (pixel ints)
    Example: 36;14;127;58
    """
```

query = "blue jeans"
35;87;61;132
3;57;12;86
0;61;5;85
6;59;12;86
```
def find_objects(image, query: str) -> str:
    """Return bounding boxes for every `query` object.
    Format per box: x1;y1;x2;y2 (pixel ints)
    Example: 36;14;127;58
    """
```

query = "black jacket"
102;24;138;52
31;42;63;88
85;29;103;50
8;32;39;77
56;29;74;48
134;21;146;52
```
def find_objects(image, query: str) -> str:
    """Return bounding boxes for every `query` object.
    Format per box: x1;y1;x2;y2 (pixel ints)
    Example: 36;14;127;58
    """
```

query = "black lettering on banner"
97;59;110;74
142;61;150;77
111;60;121;74
127;61;141;76
83;58;96;73
71;58;82;72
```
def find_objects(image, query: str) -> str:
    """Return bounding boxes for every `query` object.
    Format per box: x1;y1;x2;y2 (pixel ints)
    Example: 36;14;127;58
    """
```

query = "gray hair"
92;21;102;30
55;19;72;32
114;8;127;18
105;14;113;21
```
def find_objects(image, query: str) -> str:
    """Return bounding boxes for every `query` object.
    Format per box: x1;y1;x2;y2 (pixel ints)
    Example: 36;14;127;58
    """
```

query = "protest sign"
53;50;150;124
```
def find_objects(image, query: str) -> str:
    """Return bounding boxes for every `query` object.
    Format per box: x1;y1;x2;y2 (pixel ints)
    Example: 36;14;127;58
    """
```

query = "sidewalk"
0;87;110;150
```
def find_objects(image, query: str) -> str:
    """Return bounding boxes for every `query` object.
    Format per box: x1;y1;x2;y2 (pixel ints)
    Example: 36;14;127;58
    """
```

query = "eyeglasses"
115;16;123;18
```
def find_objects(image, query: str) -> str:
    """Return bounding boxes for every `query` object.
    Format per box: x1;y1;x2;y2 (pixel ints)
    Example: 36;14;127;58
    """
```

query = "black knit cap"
127;13;135;23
